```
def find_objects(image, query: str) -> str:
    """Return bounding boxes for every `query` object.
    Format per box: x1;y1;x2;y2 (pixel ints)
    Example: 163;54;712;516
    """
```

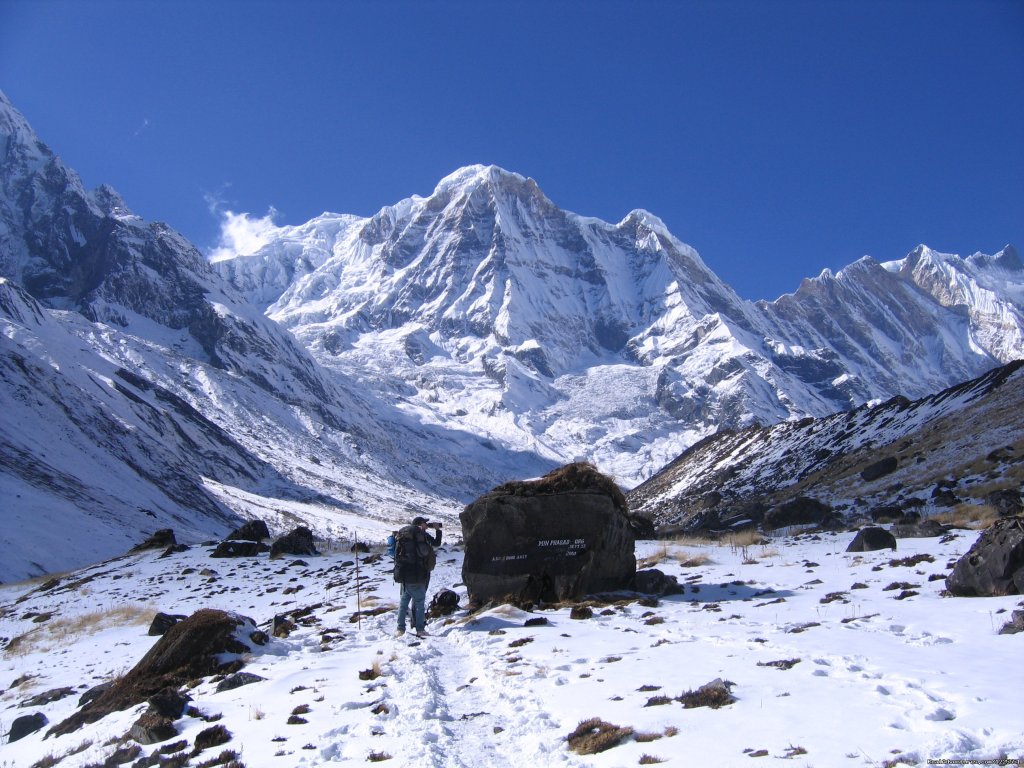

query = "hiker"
394;516;442;638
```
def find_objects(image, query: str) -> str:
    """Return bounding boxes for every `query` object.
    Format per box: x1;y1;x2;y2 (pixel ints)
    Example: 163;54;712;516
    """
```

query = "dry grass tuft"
930;503;1001;529
566;717;635;755
637;545;668;569
675;550;712;568
639;756;667;765
367;751;393;762
6;604;154;656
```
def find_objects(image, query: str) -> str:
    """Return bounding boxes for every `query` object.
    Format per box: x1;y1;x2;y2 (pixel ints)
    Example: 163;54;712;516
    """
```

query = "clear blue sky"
2;0;1021;300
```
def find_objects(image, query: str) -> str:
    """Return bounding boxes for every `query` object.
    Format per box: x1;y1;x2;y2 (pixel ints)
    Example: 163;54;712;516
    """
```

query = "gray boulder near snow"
846;527;898;552
460;463;636;604
946;517;1024;597
270;526;319;558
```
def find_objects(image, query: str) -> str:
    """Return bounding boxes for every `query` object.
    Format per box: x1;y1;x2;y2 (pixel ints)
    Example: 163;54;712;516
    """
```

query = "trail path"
377;620;571;768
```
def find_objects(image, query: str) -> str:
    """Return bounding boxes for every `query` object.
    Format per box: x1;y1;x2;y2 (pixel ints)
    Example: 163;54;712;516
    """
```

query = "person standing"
394;515;442;638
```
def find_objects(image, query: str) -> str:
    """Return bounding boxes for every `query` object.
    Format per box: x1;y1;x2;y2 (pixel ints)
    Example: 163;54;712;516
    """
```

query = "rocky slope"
627;360;1024;532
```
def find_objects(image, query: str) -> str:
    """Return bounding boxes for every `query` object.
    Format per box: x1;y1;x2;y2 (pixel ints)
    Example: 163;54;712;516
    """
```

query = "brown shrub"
566;717;635;755
677;678;735;709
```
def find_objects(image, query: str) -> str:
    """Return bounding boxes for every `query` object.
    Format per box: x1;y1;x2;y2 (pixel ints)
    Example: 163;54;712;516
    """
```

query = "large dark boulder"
210;540;271;558
763;497;831;531
946;517;1024;597
846;527;897;552
270;526;318;558
130;528;177;553
9;712;47;742
861;456;898;482
632;569;683;596
987;489;1023;518
460;462;635;604
226;519;270;542
629;514;656;540
148;612;187;636
48;609;265;736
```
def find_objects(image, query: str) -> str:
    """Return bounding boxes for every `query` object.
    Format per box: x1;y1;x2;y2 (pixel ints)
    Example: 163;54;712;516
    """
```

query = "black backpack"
393;525;435;583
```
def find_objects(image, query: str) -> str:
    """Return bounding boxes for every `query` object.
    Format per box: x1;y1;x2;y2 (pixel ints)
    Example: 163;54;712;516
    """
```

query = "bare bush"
566;717;635;755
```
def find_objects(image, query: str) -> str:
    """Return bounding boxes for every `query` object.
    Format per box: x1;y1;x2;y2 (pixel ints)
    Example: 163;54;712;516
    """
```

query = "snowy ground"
1;529;1022;767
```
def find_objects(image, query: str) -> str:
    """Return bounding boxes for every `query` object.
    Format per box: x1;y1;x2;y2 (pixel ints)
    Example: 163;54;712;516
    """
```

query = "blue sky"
1;0;1021;300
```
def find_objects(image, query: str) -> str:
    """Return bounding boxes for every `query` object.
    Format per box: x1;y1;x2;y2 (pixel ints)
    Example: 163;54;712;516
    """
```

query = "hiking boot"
395;628;406;637
415;629;429;638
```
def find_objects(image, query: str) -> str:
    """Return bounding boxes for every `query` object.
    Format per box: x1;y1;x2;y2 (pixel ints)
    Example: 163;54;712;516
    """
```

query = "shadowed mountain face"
627;360;1024;533
1;91;1021;581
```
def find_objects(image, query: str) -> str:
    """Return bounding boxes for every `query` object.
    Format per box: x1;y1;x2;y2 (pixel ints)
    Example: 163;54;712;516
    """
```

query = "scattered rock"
946;517;1024;597
78;681;113;707
632;569;683;596
216;672;266;692
846;527;897;552
148;612;187;636
998;609;1024;635
226;519;270;542
129;711;178;744
271;526;319;558
9;712;47;743
861;456;898;482
210;540;271;558
48;609;263;736
130;528;177;553
19;686;76;707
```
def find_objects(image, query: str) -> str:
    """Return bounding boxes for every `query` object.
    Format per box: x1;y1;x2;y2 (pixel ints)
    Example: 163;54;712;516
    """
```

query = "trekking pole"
354;532;362;631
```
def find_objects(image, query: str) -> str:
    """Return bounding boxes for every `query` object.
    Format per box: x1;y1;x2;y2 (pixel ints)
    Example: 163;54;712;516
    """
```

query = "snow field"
1;530;1021;767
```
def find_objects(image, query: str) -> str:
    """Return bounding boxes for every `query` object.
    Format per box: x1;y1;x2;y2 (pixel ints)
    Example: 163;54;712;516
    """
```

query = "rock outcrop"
946;517;1024;597
48;608;265;736
460;463;635;604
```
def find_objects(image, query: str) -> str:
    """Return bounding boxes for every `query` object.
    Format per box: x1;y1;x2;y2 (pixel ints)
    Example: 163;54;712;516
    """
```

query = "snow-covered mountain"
215;164;1024;485
1;90;1021;582
0;93;550;583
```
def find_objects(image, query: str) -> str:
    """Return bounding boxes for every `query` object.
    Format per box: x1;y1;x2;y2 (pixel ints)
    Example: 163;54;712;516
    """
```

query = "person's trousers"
397;582;427;631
